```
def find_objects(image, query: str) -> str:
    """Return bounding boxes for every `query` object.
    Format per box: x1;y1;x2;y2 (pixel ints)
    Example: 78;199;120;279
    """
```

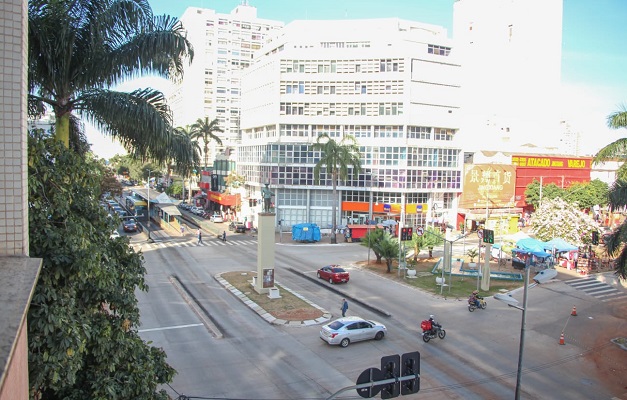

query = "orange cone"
571;305;577;316
559;332;565;345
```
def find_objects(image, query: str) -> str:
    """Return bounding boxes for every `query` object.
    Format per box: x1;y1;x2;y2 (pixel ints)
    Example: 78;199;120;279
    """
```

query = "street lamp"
494;260;557;399
146;170;152;242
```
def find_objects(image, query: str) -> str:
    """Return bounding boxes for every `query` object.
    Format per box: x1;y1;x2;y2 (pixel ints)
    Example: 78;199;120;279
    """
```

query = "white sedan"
210;214;224;223
319;316;387;348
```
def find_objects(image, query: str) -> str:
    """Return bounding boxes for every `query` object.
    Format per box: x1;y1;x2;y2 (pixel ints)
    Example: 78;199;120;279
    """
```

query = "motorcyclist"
469;290;482;308
428;315;438;335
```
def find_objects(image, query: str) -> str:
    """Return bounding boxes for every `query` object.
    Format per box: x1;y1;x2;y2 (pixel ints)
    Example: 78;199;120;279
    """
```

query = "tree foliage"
374;232;399;273
27;135;175;399
28;0;197;169
311;134;362;244
190;117;223;169
524;179;608;210
528;197;599;246
360;228;385;264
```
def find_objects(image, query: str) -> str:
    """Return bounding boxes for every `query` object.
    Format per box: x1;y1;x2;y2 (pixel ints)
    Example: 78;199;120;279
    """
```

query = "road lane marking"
139;323;204;333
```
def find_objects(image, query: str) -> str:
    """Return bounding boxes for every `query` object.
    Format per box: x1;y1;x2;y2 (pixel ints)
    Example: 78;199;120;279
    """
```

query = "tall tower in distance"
453;0;564;152
168;2;283;164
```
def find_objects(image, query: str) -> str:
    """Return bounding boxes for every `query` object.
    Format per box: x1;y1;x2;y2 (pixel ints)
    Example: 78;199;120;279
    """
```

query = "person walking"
341;298;348;317
222;231;227;242
180;225;185;236
197;228;203;245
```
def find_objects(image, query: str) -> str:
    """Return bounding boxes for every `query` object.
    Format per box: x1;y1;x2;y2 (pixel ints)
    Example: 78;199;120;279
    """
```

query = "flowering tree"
529;197;599;245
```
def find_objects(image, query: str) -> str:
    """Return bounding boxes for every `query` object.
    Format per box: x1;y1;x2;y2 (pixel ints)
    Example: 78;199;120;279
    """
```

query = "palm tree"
173;125;201;201
190;117;224;169
311;134;362;244
594;104;627;279
28;0;194;164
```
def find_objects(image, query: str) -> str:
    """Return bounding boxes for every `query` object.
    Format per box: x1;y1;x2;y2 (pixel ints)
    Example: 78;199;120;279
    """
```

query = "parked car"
210;213;224;223
123;218;138;232
235;224;246;233
317;265;350;284
319;316;387;348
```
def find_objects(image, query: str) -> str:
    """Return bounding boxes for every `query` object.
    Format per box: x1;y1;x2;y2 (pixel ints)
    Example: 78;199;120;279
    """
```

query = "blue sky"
91;0;627;158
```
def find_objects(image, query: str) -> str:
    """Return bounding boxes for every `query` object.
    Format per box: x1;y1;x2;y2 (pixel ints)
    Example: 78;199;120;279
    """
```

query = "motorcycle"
421;319;446;343
468;297;487;312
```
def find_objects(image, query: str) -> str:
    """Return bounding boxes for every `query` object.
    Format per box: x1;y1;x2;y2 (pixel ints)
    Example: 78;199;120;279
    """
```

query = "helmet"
429;315;434;319
472;290;479;295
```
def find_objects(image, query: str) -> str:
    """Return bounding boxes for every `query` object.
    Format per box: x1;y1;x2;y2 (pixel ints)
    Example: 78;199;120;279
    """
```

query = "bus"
125;196;148;218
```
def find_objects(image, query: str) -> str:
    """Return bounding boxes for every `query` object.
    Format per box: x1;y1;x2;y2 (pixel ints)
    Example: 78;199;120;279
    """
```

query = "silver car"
319;316;387;348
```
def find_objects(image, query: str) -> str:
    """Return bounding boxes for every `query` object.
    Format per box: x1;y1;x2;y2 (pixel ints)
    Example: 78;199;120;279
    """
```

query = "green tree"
28;0;195;165
422;226;445;258
593;104;627;179
190;117;224;169
524;180;565;209
27;135;174;399
311;134;362;244
360;228;386;264
373;232;399;273
528;197;598;245
409;231;425;261
564;180;609;210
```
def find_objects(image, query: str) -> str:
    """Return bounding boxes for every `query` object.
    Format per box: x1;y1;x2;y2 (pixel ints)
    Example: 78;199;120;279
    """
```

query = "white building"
239;18;464;230
452;0;564;152
168;2;283;165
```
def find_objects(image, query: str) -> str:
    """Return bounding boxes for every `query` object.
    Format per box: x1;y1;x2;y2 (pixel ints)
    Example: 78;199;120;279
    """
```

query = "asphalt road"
132;230;627;400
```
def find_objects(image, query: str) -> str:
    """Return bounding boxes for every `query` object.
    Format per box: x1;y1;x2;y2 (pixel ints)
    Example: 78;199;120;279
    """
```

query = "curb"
214;272;332;327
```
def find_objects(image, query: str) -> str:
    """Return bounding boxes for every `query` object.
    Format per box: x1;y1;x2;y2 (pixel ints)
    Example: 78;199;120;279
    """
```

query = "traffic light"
400;351;420;395
400;227;413;241
483;229;494;244
592;231;599;245
380;354;400;399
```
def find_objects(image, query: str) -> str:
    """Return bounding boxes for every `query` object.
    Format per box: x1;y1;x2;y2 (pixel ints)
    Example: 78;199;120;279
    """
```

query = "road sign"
381;355;400;398
416;227;424;236
356;367;384;398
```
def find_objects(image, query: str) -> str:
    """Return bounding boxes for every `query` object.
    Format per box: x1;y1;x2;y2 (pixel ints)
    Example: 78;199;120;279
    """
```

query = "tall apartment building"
168;2;283;166
452;0;564;152
239;18;463;230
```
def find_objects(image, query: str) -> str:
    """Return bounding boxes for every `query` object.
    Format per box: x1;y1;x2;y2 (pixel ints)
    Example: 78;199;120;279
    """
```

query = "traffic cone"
559;332;565;345
571;305;577;316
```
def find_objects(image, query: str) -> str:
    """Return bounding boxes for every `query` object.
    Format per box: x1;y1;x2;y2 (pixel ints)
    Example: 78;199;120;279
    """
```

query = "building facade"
238;18;464;231
452;0;564;152
168;3;283;166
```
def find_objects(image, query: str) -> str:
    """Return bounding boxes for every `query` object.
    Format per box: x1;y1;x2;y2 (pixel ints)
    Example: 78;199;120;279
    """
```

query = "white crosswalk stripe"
565;276;627;302
140;239;257;250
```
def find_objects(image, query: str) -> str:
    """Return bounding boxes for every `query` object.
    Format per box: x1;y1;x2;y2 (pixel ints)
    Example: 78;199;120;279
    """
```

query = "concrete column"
254;212;276;294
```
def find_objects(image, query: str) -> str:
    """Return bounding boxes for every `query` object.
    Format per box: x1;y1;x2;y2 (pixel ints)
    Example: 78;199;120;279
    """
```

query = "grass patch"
220;271;324;321
360;256;524;299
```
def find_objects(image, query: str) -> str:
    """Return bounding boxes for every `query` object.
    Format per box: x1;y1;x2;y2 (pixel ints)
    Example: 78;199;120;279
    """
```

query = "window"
428;44;451;56
408;126;431;139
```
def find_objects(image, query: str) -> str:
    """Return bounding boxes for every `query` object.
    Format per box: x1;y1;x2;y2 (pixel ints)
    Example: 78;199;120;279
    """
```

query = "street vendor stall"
544;238;578;270
512;238;552;269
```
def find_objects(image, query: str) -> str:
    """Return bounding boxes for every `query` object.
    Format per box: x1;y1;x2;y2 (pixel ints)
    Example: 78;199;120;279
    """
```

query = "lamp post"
494;258;556;400
147;170;152;242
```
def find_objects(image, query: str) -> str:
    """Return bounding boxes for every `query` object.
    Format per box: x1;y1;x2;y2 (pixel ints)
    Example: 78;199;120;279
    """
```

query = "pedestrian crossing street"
140;238;257;250
565;276;627;302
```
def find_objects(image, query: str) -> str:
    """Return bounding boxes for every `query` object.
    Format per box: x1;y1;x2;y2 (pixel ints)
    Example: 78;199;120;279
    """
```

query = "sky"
88;0;627;159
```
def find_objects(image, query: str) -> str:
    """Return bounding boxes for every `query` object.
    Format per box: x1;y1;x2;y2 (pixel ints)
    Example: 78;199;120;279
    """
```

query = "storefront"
512;154;592;212
207;191;241;220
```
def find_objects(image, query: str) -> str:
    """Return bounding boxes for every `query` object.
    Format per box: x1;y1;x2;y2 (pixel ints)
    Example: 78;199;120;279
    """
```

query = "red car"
317;265;350;284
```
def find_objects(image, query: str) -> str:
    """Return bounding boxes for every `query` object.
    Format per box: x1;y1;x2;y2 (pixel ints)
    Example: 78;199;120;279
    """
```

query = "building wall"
453;0;564;152
1;2;42;399
238;18;463;230
169;4;283;166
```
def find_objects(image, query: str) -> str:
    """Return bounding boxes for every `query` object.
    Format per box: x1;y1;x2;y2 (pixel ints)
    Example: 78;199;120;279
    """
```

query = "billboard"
459;164;517;209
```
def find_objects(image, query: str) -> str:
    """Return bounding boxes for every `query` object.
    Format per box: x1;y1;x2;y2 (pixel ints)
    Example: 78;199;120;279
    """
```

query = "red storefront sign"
512;155;592;208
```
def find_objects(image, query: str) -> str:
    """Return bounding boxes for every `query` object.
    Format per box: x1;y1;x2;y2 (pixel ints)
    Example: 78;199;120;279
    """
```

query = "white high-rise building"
453;0;564;152
168;2;283;166
239;19;463;230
